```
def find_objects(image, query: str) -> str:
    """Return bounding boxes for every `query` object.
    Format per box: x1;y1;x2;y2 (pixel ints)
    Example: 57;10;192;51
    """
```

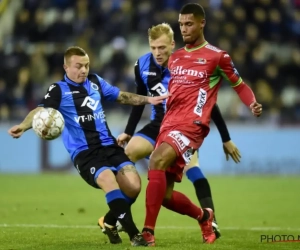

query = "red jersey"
163;41;242;132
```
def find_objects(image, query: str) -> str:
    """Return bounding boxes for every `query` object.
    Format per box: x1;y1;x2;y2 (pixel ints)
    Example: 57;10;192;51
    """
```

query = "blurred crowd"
0;0;299;125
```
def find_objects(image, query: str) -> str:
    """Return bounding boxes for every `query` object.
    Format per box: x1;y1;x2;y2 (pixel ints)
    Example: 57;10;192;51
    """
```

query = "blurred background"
0;0;299;174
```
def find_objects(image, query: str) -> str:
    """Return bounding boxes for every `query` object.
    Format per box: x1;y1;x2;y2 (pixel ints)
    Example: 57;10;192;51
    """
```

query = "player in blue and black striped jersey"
103;23;242;241
8;46;169;247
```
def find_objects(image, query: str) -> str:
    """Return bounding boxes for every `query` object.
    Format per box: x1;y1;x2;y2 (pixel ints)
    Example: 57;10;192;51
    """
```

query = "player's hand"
223;140;241;163
148;94;170;105
8;125;25;139
250;102;262;117
117;133;131;147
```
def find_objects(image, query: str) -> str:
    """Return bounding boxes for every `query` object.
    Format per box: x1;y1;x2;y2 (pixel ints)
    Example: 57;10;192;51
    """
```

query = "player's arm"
124;60;148;137
218;53;262;117
96;74;169;106
211;103;230;143
8;84;62;138
211;104;241;163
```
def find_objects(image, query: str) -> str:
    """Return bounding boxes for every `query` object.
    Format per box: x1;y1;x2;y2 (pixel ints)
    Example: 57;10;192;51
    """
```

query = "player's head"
63;46;89;83
148;23;175;66
179;3;206;45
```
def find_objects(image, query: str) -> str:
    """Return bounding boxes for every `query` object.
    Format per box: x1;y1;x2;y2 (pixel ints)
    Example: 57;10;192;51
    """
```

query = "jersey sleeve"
96;75;120;101
218;52;243;87
38;83;62;109
124;60;147;136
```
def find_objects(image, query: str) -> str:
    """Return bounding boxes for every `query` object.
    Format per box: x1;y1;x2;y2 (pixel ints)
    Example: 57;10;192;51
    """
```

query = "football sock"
163;190;208;222
186;166;217;222
106;189;139;240
121;190;136;205
104;191;137;226
143;170;166;232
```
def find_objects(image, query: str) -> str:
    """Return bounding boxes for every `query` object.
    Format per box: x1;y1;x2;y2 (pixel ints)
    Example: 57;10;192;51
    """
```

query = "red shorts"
155;126;209;182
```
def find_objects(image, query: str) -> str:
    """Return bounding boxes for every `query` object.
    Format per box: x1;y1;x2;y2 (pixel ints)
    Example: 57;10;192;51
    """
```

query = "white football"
32;108;65;140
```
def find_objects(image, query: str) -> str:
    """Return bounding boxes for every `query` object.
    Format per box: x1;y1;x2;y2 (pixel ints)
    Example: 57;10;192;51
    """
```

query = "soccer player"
98;23;241;239
141;4;263;246
8;46;169;247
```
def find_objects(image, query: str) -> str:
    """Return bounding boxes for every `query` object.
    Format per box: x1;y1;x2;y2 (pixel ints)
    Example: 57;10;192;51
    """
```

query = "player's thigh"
125;135;154;162
95;169;120;193
108;146;141;197
149;142;177;171
185;150;199;171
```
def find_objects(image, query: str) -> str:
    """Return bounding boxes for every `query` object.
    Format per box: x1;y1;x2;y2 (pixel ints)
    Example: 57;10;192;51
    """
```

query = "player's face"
64;55;90;83
178;14;205;44
149;34;175;67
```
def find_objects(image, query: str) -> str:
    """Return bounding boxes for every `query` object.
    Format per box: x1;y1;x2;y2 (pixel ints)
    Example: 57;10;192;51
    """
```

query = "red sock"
163;190;203;220
144;170;166;230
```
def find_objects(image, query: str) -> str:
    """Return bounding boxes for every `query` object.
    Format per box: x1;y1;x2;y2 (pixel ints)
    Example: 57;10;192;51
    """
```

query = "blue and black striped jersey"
124;52;170;135
39;74;119;161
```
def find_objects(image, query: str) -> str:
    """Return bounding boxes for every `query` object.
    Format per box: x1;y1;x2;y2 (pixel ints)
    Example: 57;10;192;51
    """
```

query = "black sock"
193;178;217;222
107;198;139;240
104;210;117;226
199;209;210;223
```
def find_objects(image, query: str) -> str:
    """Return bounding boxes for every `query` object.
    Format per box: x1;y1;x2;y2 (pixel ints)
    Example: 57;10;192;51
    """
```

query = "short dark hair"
180;3;205;19
64;46;87;61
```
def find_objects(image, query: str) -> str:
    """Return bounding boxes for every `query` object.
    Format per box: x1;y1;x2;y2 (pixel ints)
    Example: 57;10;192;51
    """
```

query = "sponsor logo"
81;97;99;111
150;83;168;96
49;84;56;91
182;148;193;164
194;88;207;116
44;93;50;99
143;71;157;76
65;91;80;95
118;213;126;219
168;131;190;150
171;66;206;78
194;58;207;64
74;111;106;123
205;44;222;52
230;61;240;77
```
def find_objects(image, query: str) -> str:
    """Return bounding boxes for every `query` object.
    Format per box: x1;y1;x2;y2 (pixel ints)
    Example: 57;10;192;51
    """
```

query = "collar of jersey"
64;74;87;86
185;41;208;52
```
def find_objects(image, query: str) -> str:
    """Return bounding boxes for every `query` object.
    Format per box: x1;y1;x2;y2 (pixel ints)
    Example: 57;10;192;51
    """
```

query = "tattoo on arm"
117;91;149;105
118;165;138;175
21;107;43;131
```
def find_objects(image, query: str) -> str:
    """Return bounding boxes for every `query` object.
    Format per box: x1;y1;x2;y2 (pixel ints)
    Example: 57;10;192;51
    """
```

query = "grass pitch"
0;174;299;249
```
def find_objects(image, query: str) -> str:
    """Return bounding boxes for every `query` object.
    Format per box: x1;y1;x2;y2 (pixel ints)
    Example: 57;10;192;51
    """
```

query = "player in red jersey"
142;3;262;246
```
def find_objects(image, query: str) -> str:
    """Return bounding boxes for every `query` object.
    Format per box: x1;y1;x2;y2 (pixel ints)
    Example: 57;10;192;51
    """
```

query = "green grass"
0;174;299;249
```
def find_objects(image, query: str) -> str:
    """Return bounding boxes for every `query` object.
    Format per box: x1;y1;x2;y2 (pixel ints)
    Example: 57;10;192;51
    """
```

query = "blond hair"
64;46;87;63
148;23;174;41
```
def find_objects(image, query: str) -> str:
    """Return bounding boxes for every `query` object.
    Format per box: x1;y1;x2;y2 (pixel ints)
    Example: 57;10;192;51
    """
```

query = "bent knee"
125;145;150;163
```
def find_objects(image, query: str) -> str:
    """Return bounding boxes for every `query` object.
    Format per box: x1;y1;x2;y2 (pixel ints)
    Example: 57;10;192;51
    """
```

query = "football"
32;108;65;140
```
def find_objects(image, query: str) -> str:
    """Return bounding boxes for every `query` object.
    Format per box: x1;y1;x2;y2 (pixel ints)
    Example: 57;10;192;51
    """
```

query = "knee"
149;152;167;171
123;176;141;198
125;146;139;163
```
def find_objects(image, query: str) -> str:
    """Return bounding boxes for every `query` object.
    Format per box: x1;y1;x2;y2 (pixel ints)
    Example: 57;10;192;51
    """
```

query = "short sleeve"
96;75;120;101
38;83;62;109
218;52;243;87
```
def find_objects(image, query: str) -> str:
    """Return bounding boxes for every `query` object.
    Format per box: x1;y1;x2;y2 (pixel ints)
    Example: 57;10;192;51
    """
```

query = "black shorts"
74;145;133;189
134;121;160;146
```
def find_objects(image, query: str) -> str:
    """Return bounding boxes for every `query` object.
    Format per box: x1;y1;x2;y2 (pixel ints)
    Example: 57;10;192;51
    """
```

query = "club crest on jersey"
195;58;207;64
90;81;99;90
